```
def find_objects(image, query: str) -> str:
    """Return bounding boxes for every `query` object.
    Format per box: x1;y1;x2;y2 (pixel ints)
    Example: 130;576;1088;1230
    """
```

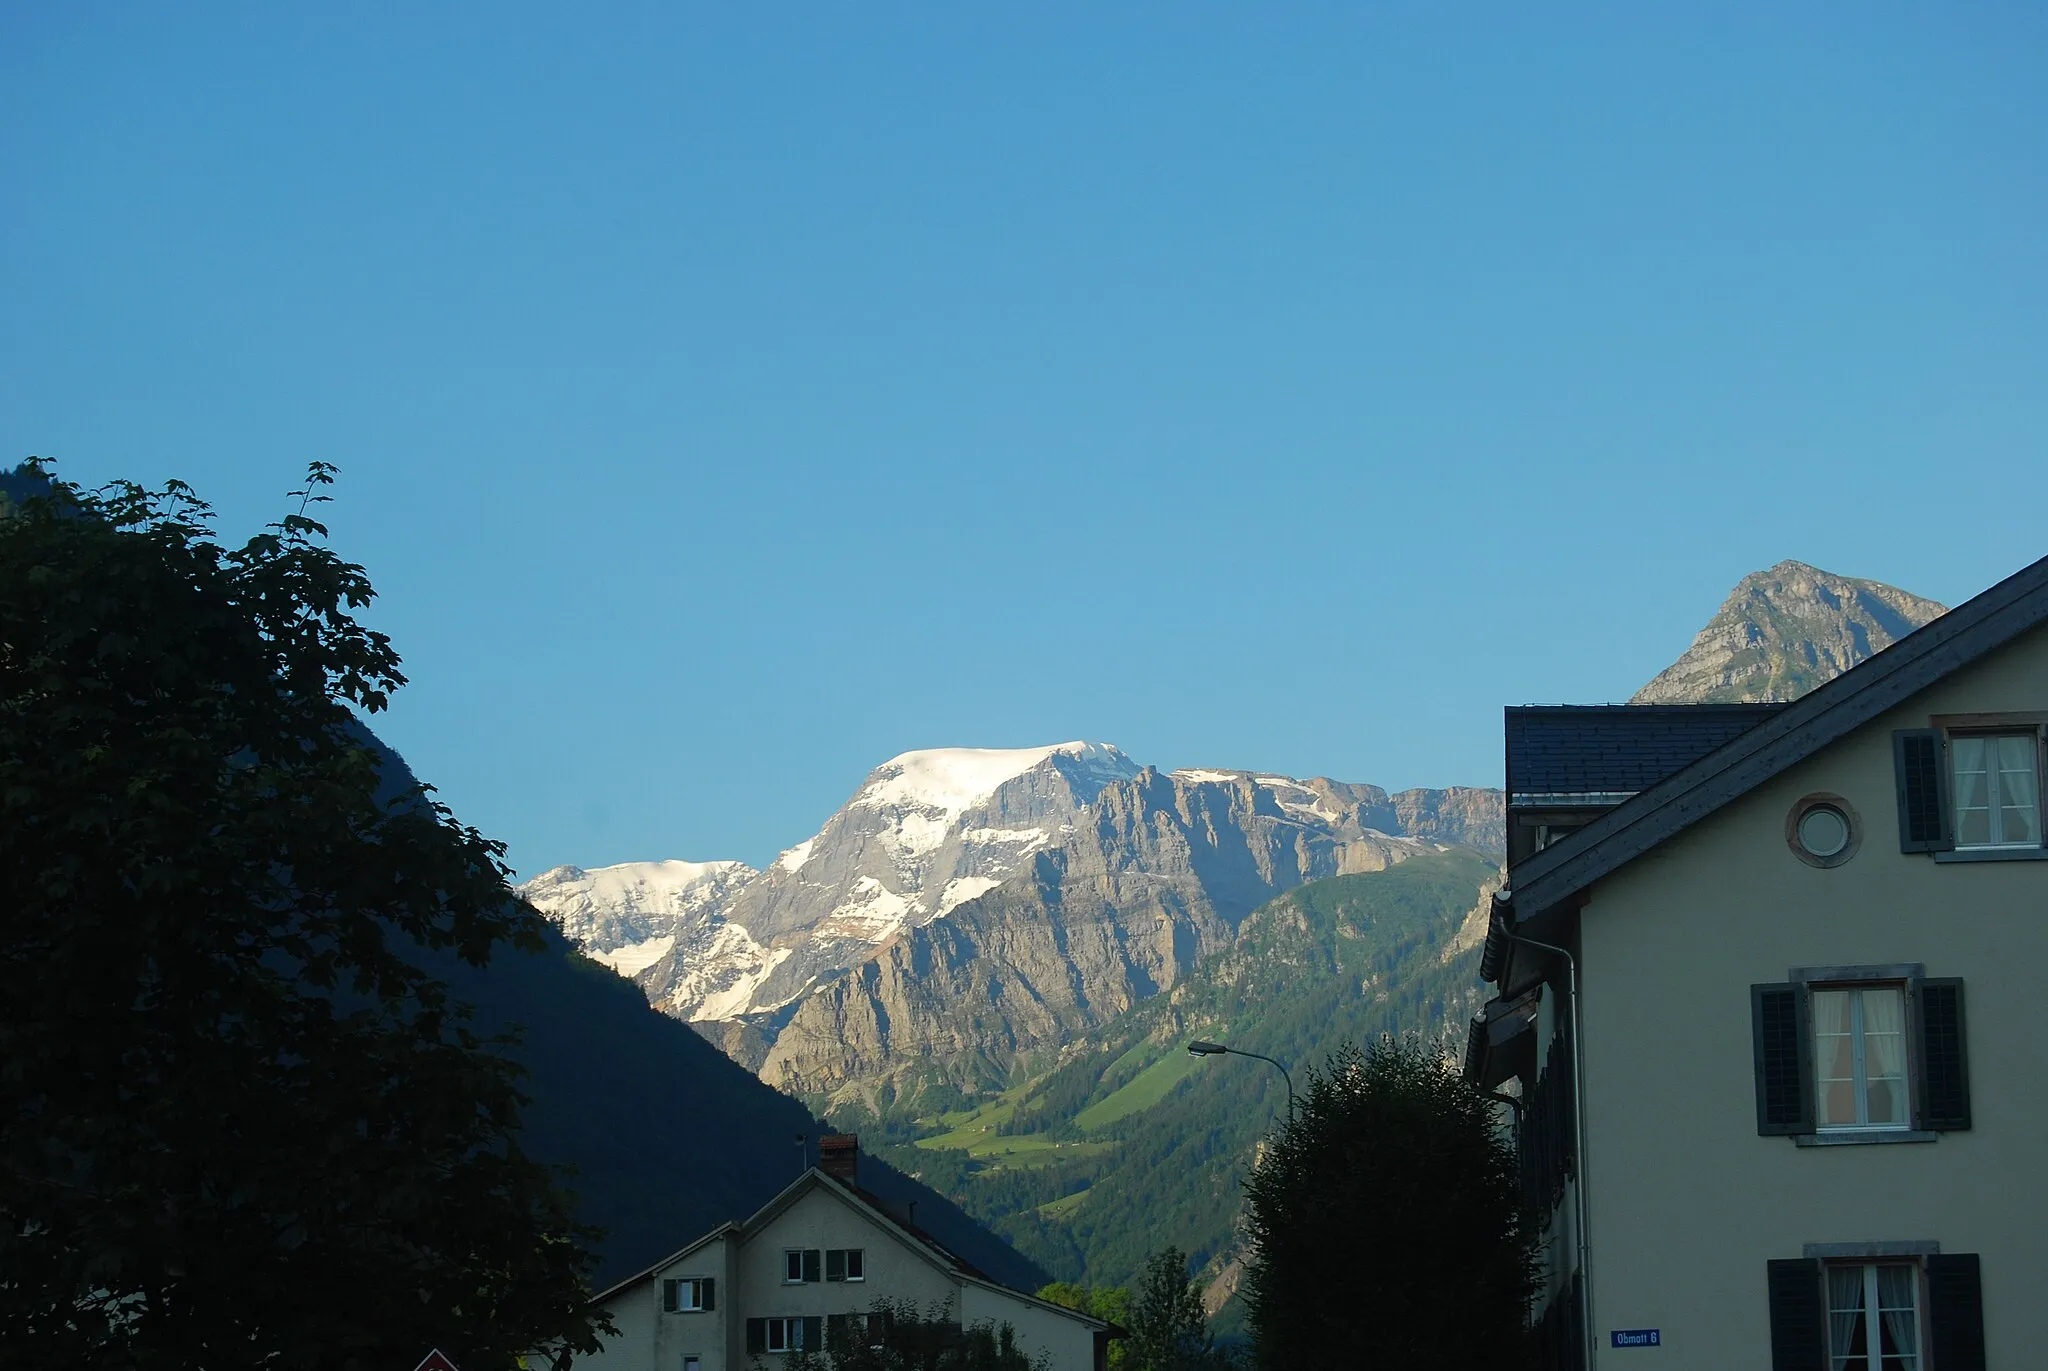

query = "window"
1894;724;2048;856
1813;986;1907;1131
825;1247;864;1281
1827;1263;1920;1370
1769;1254;1985;1371
683;1359;700;1371
784;1248;822;1283
748;1316;823;1355
661;1276;714;1313
1951;732;2040;848
1787;793;1862;868
1750;972;1971;1138
828;1311;888;1350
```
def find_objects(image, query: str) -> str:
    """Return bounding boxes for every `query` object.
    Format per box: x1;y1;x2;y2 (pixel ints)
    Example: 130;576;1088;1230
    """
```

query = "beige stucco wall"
737;1184;962;1332
958;1281;1099;1371
591;1233;733;1371
1575;624;2048;1366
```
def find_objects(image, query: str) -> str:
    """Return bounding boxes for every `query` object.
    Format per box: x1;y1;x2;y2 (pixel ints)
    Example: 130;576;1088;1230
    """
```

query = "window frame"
825;1246;865;1282
1946;726;2043;849
1810;983;1910;1134
1795;966;1924;1140
1916;714;2048;861
1820;1258;1926;1371
783;1247;822;1284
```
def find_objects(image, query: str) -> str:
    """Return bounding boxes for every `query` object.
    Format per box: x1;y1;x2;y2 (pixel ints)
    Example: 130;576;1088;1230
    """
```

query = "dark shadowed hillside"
372;733;1055;1292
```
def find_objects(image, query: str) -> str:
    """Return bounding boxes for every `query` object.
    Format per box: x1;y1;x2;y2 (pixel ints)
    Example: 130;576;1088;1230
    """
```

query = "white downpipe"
1507;925;1592;1366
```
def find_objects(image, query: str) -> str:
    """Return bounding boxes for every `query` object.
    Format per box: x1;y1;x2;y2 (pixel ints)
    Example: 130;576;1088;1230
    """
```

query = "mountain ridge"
519;744;1504;1107
1633;558;1947;703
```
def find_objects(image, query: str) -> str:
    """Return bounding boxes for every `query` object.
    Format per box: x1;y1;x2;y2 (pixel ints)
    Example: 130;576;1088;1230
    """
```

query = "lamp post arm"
1227;1048;1296;1109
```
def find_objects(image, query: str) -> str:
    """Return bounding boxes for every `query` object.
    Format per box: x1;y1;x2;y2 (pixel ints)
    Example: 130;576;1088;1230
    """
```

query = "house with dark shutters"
579;1135;1112;1371
1464;554;2048;1369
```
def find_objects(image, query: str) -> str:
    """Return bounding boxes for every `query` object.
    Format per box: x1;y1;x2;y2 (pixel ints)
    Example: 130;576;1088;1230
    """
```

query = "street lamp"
1187;1040;1295;1110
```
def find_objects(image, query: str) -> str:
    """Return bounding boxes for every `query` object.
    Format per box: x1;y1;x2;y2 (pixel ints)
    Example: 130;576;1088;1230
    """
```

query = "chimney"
819;1133;858;1184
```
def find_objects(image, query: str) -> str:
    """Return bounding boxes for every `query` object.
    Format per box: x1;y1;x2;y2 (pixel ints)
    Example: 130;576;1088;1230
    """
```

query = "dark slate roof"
1505;703;1790;802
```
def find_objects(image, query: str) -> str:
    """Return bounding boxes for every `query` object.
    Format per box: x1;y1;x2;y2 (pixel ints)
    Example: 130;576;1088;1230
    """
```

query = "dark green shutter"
1915;978;1971;1130
746;1318;766;1355
1893;729;1953;852
826;1247;845;1281
1927;1254;1986;1371
828;1313;848;1349
802;1248;821;1283
802;1316;823;1352
701;1276;715;1311
1752;984;1813;1135
1766;1258;1825;1370
663;1278;679;1313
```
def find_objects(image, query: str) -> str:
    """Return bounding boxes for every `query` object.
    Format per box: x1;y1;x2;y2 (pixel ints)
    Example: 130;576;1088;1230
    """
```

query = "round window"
1786;793;1861;868
1796;805;1851;858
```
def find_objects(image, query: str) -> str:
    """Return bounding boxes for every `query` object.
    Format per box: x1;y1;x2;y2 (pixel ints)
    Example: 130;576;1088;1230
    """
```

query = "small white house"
583;1136;1111;1371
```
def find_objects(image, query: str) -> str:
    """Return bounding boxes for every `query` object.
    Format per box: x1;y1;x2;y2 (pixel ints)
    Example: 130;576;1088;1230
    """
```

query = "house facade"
1466;554;2048;1369
583;1136;1110;1371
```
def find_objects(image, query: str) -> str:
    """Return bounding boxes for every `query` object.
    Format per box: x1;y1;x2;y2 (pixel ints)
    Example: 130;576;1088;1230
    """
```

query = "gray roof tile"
1505;703;1788;801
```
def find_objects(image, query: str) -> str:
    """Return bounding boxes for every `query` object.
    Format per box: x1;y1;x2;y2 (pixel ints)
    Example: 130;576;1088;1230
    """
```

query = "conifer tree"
1126;1248;1230;1371
1240;1037;1536;1370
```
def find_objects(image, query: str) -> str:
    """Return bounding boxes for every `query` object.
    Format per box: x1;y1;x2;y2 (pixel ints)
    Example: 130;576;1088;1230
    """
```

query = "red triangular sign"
412;1352;460;1371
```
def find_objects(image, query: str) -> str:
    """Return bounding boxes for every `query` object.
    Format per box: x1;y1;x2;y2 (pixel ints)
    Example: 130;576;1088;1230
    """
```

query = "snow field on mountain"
855;742;1123;818
594;935;677;977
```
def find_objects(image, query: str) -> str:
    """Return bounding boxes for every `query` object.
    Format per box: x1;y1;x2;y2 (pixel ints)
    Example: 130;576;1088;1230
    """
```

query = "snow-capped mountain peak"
517;742;1505;1036
519;857;758;978
854;742;1132;818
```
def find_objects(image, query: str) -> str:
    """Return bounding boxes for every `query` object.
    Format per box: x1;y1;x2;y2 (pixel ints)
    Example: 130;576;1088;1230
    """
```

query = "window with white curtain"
1951;732;2042;848
1827;1262;1920;1370
1813;985;1908;1130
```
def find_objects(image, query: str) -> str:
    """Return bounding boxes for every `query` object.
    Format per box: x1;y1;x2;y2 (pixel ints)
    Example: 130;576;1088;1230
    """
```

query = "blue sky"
5;5;2044;875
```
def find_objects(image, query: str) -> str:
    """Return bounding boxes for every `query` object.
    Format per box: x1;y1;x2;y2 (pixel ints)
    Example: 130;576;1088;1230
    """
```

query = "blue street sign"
1610;1329;1662;1348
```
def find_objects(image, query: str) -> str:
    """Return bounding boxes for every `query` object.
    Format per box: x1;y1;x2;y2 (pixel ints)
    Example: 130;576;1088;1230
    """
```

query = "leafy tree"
777;1298;1047;1371
1240;1037;1536;1370
1125;1249;1230;1371
0;462;607;1368
1035;1282;1132;1370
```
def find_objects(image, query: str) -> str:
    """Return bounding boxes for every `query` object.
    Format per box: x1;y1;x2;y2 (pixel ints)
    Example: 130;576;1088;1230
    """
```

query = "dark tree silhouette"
0;462;607;1369
779;1297;1046;1371
1241;1037;1536;1370
1126;1248;1231;1371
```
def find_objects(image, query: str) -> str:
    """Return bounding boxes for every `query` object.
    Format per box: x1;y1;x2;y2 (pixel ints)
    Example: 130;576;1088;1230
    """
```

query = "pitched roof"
1504;553;2048;924
1505;703;1789;803
588;1167;1107;1333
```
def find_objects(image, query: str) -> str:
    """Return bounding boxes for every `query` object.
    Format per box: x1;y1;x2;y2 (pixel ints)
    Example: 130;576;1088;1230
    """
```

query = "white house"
582;1135;1112;1371
1465;553;2048;1368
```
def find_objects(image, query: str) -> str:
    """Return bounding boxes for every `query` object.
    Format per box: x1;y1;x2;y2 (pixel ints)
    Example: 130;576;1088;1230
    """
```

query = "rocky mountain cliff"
519;746;1503;1105
1633;560;1947;703
748;768;1500;1104
523;744;1145;1022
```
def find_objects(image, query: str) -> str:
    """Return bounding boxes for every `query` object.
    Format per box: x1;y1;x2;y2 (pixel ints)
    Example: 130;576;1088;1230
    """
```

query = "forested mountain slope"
832;847;1502;1318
